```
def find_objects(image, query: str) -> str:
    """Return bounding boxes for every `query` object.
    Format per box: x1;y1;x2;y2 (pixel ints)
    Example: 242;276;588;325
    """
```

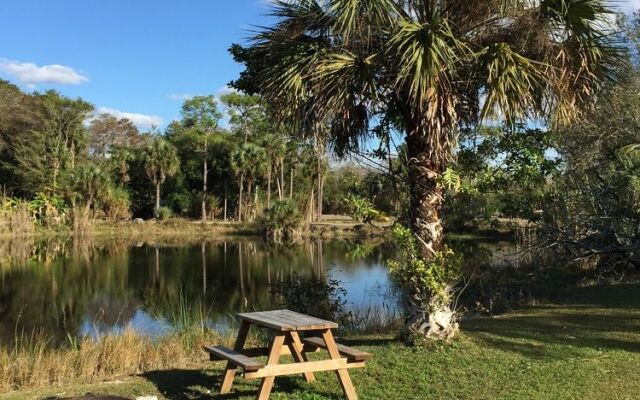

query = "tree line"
0;80;398;226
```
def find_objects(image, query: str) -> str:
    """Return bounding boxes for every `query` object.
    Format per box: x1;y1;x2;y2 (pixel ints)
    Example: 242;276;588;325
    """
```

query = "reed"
71;206;93;236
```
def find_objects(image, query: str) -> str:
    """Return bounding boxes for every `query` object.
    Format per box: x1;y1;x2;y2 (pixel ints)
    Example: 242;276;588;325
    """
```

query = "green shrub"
270;273;351;326
345;194;382;223
261;199;302;241
388;224;463;341
102;187;131;221
157;206;173;221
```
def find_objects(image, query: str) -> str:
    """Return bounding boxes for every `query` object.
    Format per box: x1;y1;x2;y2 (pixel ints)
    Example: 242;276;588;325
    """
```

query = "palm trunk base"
403;300;459;343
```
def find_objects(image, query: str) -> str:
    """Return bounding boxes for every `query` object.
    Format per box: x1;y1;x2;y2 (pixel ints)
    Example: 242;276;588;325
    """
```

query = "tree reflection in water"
0;237;397;346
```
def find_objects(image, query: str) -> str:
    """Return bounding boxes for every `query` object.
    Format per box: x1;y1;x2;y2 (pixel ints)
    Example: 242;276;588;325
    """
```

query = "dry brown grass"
71;206;93;236
0;328;237;394
0;201;34;236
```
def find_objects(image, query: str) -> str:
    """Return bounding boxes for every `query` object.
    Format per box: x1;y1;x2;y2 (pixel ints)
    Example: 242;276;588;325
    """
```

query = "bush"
101;187;131;221
157;206;173;221
260;199;302;241
270;273;351;326
345;194;382;224
388;224;463;341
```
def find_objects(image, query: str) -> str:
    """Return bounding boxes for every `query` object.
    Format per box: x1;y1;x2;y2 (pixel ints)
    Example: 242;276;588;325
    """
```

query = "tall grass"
0;199;34;236
71;206;94;235
0;326;234;393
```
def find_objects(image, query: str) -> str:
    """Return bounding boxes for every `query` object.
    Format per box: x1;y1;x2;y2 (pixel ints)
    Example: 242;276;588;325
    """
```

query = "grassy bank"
0;216;392;242
2;283;639;399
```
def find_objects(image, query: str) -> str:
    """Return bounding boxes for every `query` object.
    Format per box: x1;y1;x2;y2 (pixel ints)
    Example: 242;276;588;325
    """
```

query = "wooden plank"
244;358;365;379
272;310;338;330
204;345;264;372
220;319;251;394
302;336;373;362
257;334;285;400
237;311;296;331
238;309;338;331
286;331;315;382
322;329;358;400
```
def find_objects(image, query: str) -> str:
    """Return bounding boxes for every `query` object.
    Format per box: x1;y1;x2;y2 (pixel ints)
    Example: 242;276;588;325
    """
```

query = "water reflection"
0;237;397;345
0;234;523;346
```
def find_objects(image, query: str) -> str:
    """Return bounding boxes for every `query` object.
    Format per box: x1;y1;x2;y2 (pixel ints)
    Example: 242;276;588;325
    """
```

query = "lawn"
3;283;640;400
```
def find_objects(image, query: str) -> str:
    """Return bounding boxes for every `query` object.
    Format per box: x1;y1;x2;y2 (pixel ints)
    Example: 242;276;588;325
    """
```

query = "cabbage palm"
233;0;623;339
143;138;180;218
234;0;623;255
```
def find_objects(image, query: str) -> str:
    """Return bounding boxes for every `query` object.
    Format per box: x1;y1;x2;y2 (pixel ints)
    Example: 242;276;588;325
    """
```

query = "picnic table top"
237;309;338;331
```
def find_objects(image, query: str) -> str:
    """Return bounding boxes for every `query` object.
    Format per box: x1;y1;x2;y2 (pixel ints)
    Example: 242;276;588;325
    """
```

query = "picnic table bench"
204;309;372;400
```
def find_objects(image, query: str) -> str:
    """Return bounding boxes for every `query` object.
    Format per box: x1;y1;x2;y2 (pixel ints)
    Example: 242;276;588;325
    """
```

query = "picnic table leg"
286;331;316;382
321;329;358;400
220;320;250;394
257;333;286;400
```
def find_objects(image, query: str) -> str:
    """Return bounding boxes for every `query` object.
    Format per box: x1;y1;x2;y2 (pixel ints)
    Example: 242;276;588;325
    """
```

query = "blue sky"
0;0;638;130
0;0;272;129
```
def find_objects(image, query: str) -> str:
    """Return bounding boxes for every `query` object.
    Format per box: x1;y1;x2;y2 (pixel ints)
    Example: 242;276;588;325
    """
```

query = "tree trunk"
238;173;244;221
202;138;208;222
316;164;324;222
267;163;272;208
405;134;445;259
155;182;161;219
403;129;457;341
289;167;294;199
280;160;285;200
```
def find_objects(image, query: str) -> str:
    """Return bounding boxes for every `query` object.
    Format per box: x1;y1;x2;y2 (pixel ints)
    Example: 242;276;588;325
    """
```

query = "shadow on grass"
465;283;640;360
140;369;312;399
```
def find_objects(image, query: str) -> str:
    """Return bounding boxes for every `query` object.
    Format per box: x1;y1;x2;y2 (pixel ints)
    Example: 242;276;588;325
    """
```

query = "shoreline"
0;217;394;242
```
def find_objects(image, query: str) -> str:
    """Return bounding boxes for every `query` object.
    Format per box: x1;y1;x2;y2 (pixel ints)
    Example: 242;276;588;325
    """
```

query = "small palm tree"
143;137;180;218
233;0;624;338
70;163;110;212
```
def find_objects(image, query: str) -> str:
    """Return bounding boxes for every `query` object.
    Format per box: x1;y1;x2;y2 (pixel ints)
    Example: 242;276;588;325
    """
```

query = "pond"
0;234;518;346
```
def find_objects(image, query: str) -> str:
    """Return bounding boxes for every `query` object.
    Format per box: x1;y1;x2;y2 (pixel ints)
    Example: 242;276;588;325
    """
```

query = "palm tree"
143;137;180;218
70;163;110;212
232;0;623;337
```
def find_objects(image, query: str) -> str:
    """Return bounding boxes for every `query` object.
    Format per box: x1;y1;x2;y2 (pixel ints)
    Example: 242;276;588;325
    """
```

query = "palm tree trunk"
202;138;208;222
316;165;324;222
155;182;161;218
405;134;445;258
280;160;285;200
267;163;272;208
404;126;457;341
289;167;294;199
238;173;244;221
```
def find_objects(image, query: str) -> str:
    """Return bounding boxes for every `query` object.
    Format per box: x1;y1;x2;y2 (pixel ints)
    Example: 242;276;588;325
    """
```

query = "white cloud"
216;84;238;96
168;93;195;101
97;107;163;129
0;59;88;86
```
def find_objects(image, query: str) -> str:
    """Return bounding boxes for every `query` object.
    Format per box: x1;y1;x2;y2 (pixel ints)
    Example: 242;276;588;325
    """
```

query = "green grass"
3;283;640;400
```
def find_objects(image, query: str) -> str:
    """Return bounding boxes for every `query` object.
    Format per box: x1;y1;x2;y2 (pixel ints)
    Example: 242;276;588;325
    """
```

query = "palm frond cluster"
236;0;625;164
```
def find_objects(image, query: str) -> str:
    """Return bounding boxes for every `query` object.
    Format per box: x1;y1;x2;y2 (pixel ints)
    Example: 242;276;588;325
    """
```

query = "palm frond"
478;42;547;121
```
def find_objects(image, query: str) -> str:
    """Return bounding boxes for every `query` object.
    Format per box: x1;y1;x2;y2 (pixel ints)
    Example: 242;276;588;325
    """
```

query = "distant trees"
0;79;391;226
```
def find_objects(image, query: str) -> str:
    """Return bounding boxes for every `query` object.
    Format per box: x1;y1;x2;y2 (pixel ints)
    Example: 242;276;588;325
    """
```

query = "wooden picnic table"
204;309;372;400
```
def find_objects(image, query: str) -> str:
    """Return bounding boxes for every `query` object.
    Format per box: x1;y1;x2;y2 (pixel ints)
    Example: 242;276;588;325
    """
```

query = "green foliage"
344;194;381;224
388;225;462;308
270;272;351;325
28;192;69;227
261;199;302;241
157;206;173;221
443;124;561;230
101;187;131;221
